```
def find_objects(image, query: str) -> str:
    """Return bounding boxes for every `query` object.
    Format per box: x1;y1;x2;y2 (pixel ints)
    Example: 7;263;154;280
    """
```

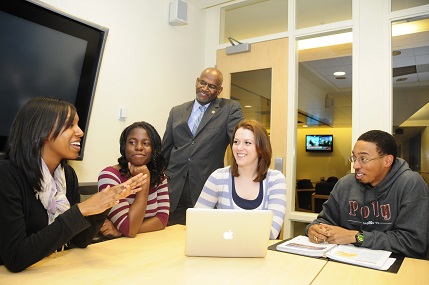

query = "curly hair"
117;121;165;188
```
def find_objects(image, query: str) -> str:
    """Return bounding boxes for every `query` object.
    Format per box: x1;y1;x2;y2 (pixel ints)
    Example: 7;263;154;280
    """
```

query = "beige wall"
296;128;352;183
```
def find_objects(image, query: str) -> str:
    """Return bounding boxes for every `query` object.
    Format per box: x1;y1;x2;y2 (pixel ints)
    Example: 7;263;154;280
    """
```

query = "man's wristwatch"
354;230;364;247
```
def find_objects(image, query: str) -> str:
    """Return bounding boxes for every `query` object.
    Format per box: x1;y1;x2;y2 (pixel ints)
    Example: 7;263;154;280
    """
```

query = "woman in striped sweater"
195;119;286;239
98;121;170;238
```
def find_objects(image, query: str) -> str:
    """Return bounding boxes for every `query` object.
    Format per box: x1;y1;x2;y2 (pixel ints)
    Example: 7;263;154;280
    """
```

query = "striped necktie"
192;106;206;135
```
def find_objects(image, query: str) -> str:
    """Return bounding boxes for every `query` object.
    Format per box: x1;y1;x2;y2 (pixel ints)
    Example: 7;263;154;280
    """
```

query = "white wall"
40;0;209;182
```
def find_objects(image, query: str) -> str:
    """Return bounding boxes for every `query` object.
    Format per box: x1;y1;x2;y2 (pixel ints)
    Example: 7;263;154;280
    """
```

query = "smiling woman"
0;97;146;272
41;106;84;168
195;119;286;240
97;121;170;239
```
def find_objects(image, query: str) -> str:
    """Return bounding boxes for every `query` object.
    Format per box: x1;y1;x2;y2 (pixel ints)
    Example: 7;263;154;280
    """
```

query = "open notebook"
185;208;273;258
276;235;396;270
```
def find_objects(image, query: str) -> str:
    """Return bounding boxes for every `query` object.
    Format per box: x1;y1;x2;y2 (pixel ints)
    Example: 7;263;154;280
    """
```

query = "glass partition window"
296;0;352;29
392;16;429;180
295;30;353;212
230;69;272;134
391;0;429;12
220;0;287;44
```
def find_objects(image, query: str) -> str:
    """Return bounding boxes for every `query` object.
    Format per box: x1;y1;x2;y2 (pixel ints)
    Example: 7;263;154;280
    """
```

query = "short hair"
230;119;272;182
5;97;76;191
357;130;397;160
118;121;165;188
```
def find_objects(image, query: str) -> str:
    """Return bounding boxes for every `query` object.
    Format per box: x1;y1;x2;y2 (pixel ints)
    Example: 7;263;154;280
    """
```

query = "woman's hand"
78;173;147;216
126;163;151;237
128;162;150;197
99;219;122;238
128;162;150;178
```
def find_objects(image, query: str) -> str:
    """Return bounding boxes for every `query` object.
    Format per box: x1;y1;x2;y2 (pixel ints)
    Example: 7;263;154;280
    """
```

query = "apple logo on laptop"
223;229;233;240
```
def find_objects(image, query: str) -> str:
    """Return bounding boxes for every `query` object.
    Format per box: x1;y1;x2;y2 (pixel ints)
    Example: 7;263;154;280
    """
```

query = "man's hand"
308;223;330;243
308;223;358;245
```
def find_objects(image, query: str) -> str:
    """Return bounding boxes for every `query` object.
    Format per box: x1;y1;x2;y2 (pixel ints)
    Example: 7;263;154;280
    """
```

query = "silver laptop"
185;208;273;258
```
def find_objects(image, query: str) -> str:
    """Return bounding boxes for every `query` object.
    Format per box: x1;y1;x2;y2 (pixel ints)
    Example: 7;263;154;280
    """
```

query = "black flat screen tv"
306;135;333;152
0;0;108;159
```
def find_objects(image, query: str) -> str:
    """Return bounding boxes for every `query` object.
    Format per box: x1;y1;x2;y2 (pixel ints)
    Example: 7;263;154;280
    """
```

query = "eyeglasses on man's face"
197;78;220;91
348;154;387;164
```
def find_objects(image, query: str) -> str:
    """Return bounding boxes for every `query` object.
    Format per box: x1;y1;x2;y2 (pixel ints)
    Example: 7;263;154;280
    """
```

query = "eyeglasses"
348;154;387;164
197;78;220;91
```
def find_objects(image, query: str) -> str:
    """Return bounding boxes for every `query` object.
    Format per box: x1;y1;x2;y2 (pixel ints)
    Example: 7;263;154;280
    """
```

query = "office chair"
296;179;314;212
78;182;99;202
311;178;338;213
326;176;339;183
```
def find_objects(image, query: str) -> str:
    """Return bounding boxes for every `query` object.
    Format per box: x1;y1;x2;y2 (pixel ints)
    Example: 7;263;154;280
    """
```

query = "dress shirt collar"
192;100;210;113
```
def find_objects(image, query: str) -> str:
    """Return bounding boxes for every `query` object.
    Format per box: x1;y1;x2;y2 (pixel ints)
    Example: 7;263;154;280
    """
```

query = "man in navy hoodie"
306;130;429;258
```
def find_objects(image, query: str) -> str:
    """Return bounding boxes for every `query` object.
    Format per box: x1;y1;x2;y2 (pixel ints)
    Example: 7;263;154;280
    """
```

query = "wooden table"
0;225;327;285
312;257;429;285
4;225;426;284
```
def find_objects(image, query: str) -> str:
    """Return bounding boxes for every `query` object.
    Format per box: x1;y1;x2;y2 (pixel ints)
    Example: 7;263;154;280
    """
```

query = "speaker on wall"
169;0;187;26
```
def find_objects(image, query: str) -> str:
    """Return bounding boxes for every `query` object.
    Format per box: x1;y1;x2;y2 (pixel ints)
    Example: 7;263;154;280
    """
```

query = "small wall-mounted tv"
0;0;108;160
306;135;333;152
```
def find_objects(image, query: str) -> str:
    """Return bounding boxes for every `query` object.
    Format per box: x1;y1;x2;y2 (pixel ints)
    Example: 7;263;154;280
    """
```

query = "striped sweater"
98;166;170;236
195;166;286;239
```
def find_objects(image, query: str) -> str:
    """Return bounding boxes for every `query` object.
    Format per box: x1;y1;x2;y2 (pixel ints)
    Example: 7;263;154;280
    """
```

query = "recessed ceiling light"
392;50;401;56
244;105;252;108
333;71;346;76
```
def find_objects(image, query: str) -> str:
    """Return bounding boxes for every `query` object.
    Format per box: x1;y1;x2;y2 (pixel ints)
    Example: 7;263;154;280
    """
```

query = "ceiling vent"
393;64;429;77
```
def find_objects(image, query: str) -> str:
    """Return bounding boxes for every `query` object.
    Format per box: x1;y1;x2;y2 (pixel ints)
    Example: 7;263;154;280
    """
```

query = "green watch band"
354;230;364;247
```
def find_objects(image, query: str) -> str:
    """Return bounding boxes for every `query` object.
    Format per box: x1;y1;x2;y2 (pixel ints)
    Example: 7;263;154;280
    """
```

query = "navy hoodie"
306;158;429;258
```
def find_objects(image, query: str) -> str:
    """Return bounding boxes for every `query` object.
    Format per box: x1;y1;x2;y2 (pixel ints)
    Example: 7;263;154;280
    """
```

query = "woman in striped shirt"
195;119;286;239
98;121;169;238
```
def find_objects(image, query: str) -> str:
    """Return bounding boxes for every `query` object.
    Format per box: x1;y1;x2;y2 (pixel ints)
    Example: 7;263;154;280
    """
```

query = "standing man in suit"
162;67;243;225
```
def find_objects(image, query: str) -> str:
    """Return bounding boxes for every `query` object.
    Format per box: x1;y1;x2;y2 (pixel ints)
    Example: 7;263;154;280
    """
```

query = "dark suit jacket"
162;98;243;211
